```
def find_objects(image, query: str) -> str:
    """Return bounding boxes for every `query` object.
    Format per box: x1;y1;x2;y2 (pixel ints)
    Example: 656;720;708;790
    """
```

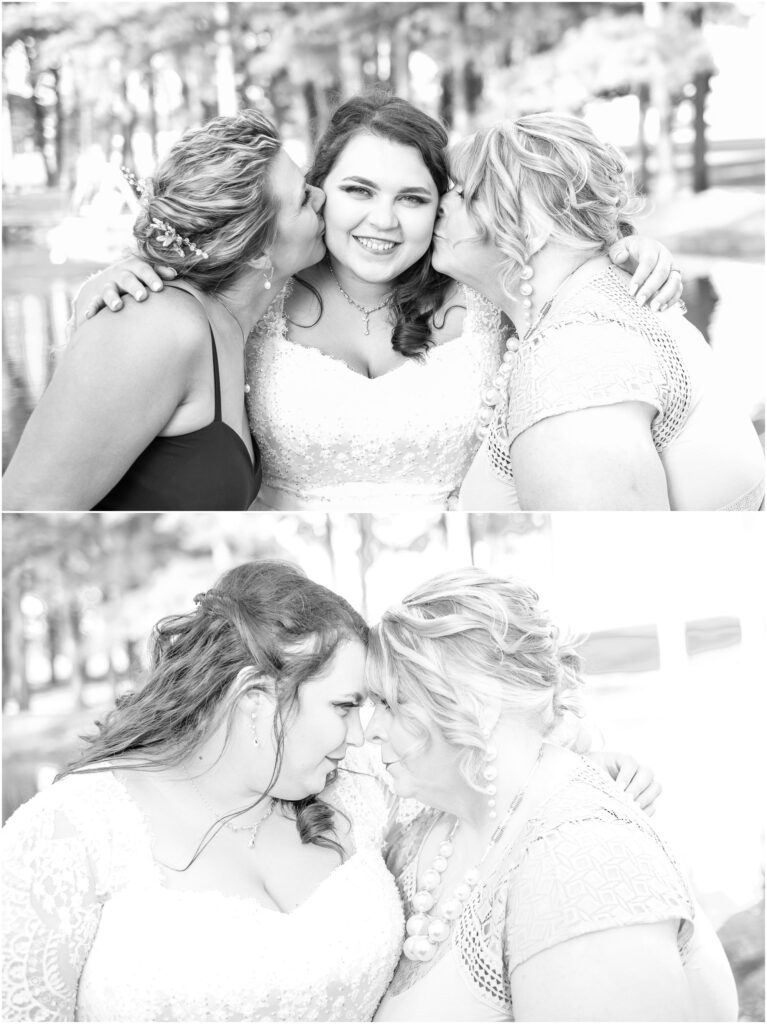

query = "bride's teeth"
357;237;396;253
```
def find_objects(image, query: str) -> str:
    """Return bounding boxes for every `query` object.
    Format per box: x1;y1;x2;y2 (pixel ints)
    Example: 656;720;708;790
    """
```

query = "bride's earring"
263;264;274;291
250;709;259;747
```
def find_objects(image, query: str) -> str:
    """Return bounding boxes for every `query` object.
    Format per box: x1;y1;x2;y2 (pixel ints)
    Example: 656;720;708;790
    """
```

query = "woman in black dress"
3;109;326;511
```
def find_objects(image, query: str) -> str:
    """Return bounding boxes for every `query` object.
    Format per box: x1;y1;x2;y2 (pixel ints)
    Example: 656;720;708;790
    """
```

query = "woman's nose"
345;708;365;747
364;706;386;744
369;197;398;230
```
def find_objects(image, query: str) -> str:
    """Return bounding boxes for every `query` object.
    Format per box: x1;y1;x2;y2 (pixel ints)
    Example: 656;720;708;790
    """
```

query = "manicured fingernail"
151;283;162;291
86;310;94;319
650;300;660;312
636;292;646;307
110;301;122;310
614;251;628;263
629;283;638;296
135;290;146;300
168;269;177;277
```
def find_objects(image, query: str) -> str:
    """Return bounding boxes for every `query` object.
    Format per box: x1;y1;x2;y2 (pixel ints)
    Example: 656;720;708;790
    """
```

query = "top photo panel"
2;0;764;512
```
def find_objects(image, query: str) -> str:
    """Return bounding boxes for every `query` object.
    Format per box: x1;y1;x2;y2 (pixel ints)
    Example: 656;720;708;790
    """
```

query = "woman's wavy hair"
303;91;454;358
366;566;585;797
448;112;644;302
132;109;282;291
62;560;368;861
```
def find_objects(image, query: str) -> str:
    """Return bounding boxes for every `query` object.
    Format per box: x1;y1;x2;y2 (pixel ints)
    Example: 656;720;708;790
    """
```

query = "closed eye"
301;188;312;207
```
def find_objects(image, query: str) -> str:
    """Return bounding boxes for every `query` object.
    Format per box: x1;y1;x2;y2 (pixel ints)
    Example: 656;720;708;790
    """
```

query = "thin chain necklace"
182;764;274;849
403;743;546;962
328;260;392;336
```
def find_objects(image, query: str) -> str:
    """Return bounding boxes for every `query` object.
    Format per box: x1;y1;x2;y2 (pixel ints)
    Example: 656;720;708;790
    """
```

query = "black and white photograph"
2;1;764;511
1;2;765;1022
1;511;764;1020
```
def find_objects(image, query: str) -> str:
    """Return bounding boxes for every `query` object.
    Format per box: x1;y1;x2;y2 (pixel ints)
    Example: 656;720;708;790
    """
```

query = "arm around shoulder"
3;297;201;510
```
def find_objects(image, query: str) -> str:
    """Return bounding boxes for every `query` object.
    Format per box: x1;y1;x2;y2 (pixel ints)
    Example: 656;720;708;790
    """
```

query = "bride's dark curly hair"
304;91;457;358
61;560;368;864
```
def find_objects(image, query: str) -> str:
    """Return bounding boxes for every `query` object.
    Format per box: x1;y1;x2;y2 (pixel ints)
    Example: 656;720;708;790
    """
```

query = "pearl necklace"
475;260;591;440
403;744;545;962
183;765;275;849
328;261;392;336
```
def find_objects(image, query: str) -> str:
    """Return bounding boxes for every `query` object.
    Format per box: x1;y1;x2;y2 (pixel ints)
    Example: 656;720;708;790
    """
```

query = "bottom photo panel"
2;511;764;1023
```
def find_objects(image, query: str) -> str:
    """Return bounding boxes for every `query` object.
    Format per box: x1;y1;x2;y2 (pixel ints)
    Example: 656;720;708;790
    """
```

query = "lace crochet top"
459;263;765;511
1;750;404;1022
245;283;507;510
376;759;694;1021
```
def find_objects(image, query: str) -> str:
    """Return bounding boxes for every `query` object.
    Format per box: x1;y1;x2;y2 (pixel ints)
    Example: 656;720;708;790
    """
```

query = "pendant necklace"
328;261;392;336
183;764;274;849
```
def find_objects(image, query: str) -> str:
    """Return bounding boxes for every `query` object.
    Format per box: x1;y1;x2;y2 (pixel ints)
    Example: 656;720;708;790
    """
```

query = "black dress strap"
209;327;222;422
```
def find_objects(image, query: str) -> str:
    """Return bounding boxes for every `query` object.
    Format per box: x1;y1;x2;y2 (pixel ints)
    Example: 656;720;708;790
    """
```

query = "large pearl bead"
422;868;441;891
476;424;489;439
406;913;430;936
441;898;463;921
427;918;451;943
482;765;498;782
464;868;480;887
438;841;454;858
414;937;438;961
403;936;422;960
454;882;471;901
520;265;534;280
477;407;493;426
485;744;498;760
519;282;533;296
433;856;448;873
486;784;497;796
412;890;435;913
483;387;500;405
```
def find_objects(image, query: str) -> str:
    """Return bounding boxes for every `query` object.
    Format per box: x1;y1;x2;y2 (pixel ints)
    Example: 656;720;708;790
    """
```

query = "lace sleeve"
503;816;694;974
1;786;105;1021
506;319;666;447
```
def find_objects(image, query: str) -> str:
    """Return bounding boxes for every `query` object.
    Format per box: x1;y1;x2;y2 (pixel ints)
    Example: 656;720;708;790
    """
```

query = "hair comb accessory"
193;591;209;607
121;165;209;261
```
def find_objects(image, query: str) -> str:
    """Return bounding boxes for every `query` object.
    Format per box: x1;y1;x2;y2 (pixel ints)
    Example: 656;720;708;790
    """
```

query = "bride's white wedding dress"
245;283;507;510
1;751;403;1022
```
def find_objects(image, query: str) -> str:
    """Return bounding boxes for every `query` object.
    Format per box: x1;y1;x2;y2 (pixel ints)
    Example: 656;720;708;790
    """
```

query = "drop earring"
263;265;273;291
519;263;534;338
250;710;259;747
481;725;498;819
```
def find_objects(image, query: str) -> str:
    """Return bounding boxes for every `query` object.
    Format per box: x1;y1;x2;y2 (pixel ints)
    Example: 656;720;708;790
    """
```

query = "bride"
74;93;683;511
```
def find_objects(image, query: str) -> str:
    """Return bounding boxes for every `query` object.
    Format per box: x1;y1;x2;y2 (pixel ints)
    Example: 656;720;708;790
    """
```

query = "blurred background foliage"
2;510;764;1017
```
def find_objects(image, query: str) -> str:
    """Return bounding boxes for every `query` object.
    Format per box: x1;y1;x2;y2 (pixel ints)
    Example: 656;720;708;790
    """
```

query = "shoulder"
2;772;120;855
501;764;693;969
67;285;210;375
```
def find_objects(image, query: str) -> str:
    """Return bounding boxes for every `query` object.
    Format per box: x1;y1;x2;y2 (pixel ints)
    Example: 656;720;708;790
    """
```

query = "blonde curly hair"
133;109;282;291
366;566;585;796
448;112;644;301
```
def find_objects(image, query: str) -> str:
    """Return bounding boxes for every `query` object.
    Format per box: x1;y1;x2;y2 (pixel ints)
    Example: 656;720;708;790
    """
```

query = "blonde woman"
366;567;738;1021
429;114;765;510
3;110;325;511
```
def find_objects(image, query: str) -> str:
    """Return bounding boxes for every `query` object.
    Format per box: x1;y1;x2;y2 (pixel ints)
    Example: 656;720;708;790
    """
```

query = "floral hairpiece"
120;164;209;261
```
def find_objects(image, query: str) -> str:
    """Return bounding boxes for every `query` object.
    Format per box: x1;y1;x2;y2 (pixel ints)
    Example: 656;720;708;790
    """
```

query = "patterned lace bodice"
1;749;404;1022
380;759;694;1020
245;284;507;510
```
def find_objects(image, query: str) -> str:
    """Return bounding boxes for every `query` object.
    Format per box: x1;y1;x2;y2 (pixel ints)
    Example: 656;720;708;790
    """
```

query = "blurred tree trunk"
637;82;650;193
643;1;676;201
214;2;238;115
67;600;87;711
338;31;363;97
146;59;159;162
302;81;320;146
689;6;710;193
51;65;63;187
356;515;374;622
46;610;63;687
3;577;30;712
390;16;411;99
450;4;470;137
24;40;57;187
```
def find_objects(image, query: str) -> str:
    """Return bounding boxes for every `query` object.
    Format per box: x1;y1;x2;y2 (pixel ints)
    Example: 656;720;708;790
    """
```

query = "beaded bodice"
245;284;507;510
1;751;403;1022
